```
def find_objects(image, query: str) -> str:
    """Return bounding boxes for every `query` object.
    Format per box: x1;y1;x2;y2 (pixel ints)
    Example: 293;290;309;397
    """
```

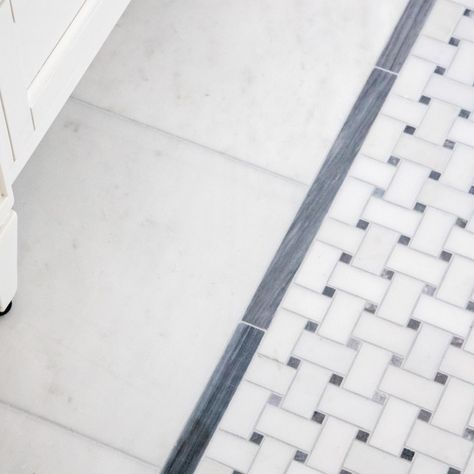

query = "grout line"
0;397;160;470
69;96;309;189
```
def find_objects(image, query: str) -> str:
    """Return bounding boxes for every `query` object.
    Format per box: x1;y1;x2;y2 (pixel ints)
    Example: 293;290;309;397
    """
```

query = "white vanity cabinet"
0;0;131;312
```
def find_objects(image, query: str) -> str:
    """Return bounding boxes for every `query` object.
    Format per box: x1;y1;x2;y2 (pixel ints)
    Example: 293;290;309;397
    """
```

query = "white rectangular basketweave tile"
387;245;448;286
449;116;474;148
293;331;355;374
407;420;472;467
412;34;457;67
410;454;449;474
287;461;324;474
295;240;341;293
393;133;452;172
344;441;411;474
307;417;357;474
455;16;474;42
327;177;374;225
425;74;474;110
318;384;382;431
360;115;405;161
403;323;452;378
440;346;474;383
206;430;259;473
219;381;269;439
248;437;295;474
441;143;474;192
195;457;233;474
343;342;391;398
256;405;321;452
352;311;415;356
349;154;395;189
432;377;474;435
437;255;474;306
447;40;474;85
328;262;390;303
381;93;427;127
421;0;464;41
317;291;365;344
369;397;419;456
383;159;429;209
377;272;425;325
258;309;306;363
316;217;364;254
379;365;443;410
244;354;295;394
282;284;331;322
362;196;422;237
414;294;473;336
411;207;456;256
392;56;435;101
281;361;331;418
415;99;459;146
352;224;398;275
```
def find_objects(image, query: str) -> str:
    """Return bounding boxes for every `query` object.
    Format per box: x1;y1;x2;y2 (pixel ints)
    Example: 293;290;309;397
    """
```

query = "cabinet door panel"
11;0;86;85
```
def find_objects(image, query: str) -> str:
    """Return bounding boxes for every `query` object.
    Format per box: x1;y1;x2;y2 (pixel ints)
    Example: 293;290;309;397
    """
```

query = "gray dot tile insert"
356;430;369;443
287;356;301;369
466;301;474;312
435;372;448;385
381;269;394;280
250;432;264;445
364;302;377;314
423;284;436;296
390;355;403;367
312;411;326;424
459;108;471;119
329;374;344;386
401;448;415;461
434;65;446;75
448;468;461;474
268;393;282;406
449;37;460;46
305;320;318;333
456;217;467;228
418;409;431;422
419;95;431;105
440;250;452;262
340;252;352;264
388;156;400;166
463;428;474;441
294;450;308;463
356;219;369;230
373;187;385;198
373;391;387;404
347;338;361;350
407;318;421;330
429;170;441;180
451;336;463;348
443;139;455;150
398;235;411;246
414;202;426;213
323;286;336;298
404;125;416;135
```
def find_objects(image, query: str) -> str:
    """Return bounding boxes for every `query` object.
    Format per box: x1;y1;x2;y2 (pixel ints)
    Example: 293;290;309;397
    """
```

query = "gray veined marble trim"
162;323;264;474
376;0;435;73
243;68;395;329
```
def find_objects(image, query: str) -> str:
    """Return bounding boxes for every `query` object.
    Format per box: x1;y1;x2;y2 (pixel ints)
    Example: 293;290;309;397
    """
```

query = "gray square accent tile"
401;448;415;462
329;374;343;386
414;202;426;213
407;318;421;330
418;409;431;422
390;355;403;367
451;336;464;348
443;139;455;150
456;217;467;228
381;269;394;280
464;8;472;17
435;372;448;385
448;468;461;474
388;156;400;166
312;411;326;424
305;320;318;333
419;95;431;105
440;250;452;262
373;187;385;198
347;338;361;350
403;125;416;135
398;235;410;246
449;37;460;46
356;430;369;443
434;65;446;75
463;428;474;441
469;186;474;195
340;252;352;264
364;302;377;314
294;451;308;463
373;391;387;404
268;393;282;406
459;109;471;119
429;170;441;180
323;286;336;298
356;219;369;230
423;285;436;296
287;356;301;369
466;301;474;312
250;432;264;445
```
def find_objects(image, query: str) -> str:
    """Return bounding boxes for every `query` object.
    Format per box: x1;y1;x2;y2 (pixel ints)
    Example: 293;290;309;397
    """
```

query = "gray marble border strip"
162;323;264;474
376;0;435;73
243;67;396;329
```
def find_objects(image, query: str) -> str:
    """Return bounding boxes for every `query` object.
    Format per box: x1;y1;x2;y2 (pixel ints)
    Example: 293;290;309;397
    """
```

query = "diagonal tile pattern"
186;1;474;472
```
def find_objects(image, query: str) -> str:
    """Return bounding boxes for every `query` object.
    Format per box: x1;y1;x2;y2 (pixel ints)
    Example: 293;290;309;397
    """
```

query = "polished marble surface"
7;99;303;467
74;0;408;184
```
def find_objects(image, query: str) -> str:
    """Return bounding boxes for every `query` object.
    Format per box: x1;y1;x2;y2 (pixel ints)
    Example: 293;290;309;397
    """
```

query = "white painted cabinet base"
0;0;131;310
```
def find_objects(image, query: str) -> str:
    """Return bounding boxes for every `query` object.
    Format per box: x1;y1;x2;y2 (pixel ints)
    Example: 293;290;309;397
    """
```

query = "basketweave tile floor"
5;0;474;473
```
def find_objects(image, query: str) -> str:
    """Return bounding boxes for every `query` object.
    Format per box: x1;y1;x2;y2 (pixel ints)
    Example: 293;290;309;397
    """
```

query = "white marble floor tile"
8;98;304;466
74;0;408;184
0;402;156;474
